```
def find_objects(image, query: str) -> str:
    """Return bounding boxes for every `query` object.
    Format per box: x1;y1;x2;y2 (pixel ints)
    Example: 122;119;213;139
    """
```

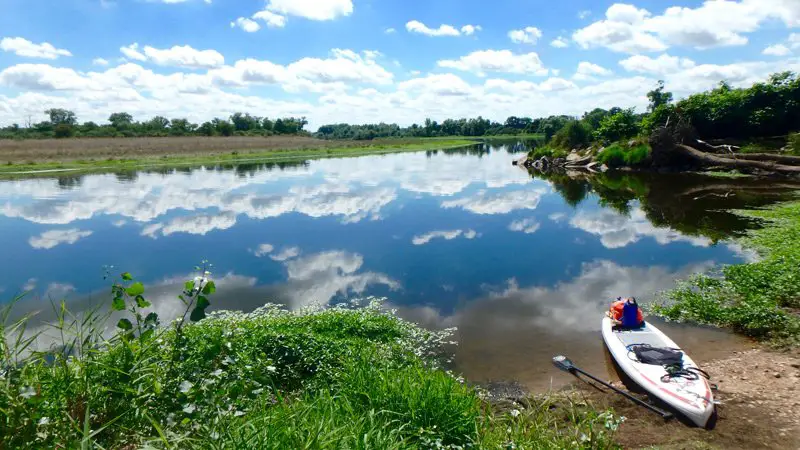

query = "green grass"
0;139;476;176
595;143;651;168
1;288;621;449
652;200;800;346
528;145;568;160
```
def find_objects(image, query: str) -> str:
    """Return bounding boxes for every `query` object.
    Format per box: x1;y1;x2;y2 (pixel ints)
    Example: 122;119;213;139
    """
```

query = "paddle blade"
552;355;575;372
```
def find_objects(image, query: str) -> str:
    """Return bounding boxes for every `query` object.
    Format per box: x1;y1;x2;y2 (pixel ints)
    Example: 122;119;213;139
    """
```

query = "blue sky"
0;0;798;128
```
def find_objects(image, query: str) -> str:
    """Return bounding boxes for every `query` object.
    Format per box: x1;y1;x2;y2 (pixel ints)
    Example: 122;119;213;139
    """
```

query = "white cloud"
570;207;711;249
142;213;237;238
441;189;545;215
231;17;262;33
265;0;352;21
763;44;791;56
398;73;473;96
385;28;396;34
574;61;612;80
411;229;478;245
29;229;93;249
578;10;591;19
0;37;72;59
508;218;540;234
508;27;542;44
406;20;461;37
253;10;288;28
120;43;224;69
549;212;567;223
437;50;548;76
461;25;482;36
575;1;800;53
92;58;109;66
270;246;301;261
252;243;275;257
550;37;569;48
791;33;800;49
120;43;147;62
619;53;696;74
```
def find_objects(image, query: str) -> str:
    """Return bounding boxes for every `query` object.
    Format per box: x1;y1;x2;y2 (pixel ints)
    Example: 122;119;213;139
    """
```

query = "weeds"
653;201;800;346
596;143;651;168
1;269;621;448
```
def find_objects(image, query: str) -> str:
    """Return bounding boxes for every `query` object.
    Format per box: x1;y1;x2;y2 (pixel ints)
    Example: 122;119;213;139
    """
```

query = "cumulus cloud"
0;37;72;59
231;17;262;33
270;246;301;261
265;0;352;21
28;229;93;249
437;50;548;76
570;207;711;249
120;43;224;69
251;243;275;257
550;37;569;48
405;21;480;37
574;61;613;81
508;218;540;234
441;189;546;215
763;44;791;56
574;1;800;53
508;27;542;44
142;213;237;238
619;53;696;74
411;229;478;245
92;58;109;66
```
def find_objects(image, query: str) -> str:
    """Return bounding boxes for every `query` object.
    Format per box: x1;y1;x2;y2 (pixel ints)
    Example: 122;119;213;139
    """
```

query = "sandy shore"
591;347;800;449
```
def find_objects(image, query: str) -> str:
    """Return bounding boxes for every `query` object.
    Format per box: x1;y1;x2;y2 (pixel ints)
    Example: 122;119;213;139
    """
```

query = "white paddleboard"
601;317;716;428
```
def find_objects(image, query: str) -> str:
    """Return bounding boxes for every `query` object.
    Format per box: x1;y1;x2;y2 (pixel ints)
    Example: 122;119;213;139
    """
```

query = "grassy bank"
0;138;476;175
653;200;800;346
1;273;621;449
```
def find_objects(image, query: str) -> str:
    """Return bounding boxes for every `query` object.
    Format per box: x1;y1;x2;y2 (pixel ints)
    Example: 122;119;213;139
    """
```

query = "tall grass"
595;143;651;168
1;277;622;448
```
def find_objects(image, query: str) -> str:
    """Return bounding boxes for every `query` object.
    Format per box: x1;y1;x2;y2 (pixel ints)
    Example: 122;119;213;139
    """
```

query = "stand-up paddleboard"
601;317;717;429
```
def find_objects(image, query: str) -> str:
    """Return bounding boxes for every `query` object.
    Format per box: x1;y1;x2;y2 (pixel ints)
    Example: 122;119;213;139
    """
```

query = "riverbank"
0;136;477;174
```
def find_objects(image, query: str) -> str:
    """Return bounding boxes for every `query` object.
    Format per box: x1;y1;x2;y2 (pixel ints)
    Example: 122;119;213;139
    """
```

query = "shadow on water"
534;170;800;242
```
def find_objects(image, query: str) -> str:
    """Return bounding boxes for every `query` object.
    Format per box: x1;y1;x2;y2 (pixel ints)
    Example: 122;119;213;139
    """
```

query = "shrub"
596;143;651;168
789;133;800;155
551;120;591;150
53;123;75;139
595;109;640;144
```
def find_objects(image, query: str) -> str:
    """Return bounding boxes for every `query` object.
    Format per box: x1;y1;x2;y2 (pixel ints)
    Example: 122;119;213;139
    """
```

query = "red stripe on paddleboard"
629;365;700;408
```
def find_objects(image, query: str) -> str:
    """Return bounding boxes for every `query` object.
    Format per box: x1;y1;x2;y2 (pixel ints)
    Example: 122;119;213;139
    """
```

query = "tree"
109;112;134;129
147;116;170;131
595;108;640;144
647;81;673;112
212;118;234;136
551;120;591;149
45;108;77;126
54;123;75;138
198;121;215;136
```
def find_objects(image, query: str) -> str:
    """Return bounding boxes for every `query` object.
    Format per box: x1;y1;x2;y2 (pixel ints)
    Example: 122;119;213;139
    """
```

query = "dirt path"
587;347;800;449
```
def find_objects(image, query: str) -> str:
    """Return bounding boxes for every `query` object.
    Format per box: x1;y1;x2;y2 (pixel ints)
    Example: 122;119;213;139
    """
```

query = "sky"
0;0;798;129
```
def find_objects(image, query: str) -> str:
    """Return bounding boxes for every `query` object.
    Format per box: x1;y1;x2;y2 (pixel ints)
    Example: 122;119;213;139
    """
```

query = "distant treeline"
0;112;309;139
2;72;798;144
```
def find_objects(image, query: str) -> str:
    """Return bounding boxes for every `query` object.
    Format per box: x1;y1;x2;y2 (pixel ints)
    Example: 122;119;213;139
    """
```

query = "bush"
595;109;640;144
790;133;800;155
53;123;75;139
551;120;591;149
596;143;651;168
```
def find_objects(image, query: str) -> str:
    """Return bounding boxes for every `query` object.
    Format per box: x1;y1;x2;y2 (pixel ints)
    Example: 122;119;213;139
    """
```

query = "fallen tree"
674;144;800;175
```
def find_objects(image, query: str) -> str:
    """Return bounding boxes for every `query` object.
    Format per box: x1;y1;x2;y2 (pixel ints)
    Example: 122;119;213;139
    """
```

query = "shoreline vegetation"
0;137;482;175
518;72;800;177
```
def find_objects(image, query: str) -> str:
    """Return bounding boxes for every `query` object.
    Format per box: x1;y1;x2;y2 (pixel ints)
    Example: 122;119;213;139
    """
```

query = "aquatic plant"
653;201;800;346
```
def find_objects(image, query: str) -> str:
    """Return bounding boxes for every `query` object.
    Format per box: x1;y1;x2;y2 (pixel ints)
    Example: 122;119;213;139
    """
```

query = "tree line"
1;72;797;144
0;111;309;139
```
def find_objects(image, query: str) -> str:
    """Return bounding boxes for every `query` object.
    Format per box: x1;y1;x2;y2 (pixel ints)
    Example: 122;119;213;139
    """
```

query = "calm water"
2;143;796;390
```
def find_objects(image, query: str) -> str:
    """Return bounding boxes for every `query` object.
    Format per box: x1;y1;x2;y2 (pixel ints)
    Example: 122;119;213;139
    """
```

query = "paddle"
552;355;674;421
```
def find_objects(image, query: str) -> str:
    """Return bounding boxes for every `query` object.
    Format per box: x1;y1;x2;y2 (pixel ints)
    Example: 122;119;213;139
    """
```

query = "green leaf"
189;306;207;322
201;281;216;295
196;296;210;310
135;295;151;308
184;280;195;292
117;318;133;331
144;312;159;327
121;272;133;281
126;282;145;296
112;296;126;311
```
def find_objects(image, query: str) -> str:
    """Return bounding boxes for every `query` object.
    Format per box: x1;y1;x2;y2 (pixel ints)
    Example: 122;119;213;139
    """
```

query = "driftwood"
727;152;800;165
676;145;800;174
695;139;740;154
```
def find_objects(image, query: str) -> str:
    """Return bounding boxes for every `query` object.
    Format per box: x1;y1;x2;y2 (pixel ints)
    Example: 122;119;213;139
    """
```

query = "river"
1;141;798;390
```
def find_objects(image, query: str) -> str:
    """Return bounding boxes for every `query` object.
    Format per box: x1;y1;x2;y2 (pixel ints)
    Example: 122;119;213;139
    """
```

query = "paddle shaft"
569;366;674;420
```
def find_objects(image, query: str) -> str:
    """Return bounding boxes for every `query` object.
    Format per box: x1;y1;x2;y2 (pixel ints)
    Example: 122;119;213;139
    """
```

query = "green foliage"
594;109;640;144
789;133;800;155
675;71;800;140
653;201;800;346
596;143;651;168
551;120;591;149
646;80;673;112
53;123;75;139
0;270;621;448
527;145;568;160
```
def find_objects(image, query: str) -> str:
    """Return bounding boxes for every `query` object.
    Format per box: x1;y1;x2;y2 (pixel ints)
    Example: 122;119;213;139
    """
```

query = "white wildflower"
510;409;520;418
179;380;194;393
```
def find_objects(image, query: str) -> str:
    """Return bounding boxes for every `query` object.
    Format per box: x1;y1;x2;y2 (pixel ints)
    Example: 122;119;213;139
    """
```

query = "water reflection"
0;142;791;389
